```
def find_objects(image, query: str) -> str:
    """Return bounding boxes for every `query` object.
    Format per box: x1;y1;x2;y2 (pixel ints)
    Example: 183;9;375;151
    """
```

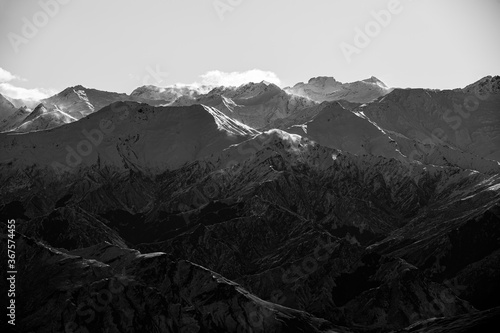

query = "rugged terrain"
1;76;499;332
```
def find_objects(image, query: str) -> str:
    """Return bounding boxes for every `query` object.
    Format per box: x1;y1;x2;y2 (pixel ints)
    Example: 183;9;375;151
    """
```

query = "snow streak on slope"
14;104;76;133
286;101;404;161
171;81;317;129
41;85;130;119
202;105;260;136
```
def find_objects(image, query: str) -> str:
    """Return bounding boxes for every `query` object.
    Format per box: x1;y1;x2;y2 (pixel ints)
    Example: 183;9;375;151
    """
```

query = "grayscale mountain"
1;76;499;333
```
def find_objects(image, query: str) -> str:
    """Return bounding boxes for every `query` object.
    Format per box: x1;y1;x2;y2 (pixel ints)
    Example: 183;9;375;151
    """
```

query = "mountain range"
0;76;389;133
1;75;499;332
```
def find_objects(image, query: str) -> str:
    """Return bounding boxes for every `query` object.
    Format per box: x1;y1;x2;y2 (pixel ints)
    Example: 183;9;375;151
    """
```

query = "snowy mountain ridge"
284;76;393;103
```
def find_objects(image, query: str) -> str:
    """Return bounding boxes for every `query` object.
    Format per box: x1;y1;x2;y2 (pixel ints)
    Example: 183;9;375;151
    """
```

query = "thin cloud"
0;67;55;101
0;83;56;101
0;67;19;83
198;69;282;87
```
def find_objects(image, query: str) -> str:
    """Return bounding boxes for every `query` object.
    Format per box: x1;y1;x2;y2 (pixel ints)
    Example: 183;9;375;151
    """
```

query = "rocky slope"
0;102;258;173
0;93;18;121
462;75;500;95
284;101;500;175
286;101;403;160
359;78;500;162
0;234;344;333
0;106;31;132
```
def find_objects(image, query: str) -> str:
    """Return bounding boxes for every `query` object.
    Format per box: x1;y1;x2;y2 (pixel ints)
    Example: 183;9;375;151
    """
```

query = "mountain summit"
285;76;392;103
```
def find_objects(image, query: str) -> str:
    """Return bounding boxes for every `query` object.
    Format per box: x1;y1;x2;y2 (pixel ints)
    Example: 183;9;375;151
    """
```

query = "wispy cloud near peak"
197;69;281;87
0;67;56;101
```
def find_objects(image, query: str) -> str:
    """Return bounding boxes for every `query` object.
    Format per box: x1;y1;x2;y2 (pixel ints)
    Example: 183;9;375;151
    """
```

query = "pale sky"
0;0;499;99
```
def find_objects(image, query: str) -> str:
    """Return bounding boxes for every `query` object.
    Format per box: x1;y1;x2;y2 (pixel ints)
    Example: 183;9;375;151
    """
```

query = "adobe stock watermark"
340;0;413;64
213;0;245;21
51;102;131;173
7;0;72;54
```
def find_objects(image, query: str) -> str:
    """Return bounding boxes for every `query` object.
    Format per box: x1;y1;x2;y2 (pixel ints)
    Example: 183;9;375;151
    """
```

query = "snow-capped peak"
285;76;391;103
22;103;48;123
362;76;388;88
